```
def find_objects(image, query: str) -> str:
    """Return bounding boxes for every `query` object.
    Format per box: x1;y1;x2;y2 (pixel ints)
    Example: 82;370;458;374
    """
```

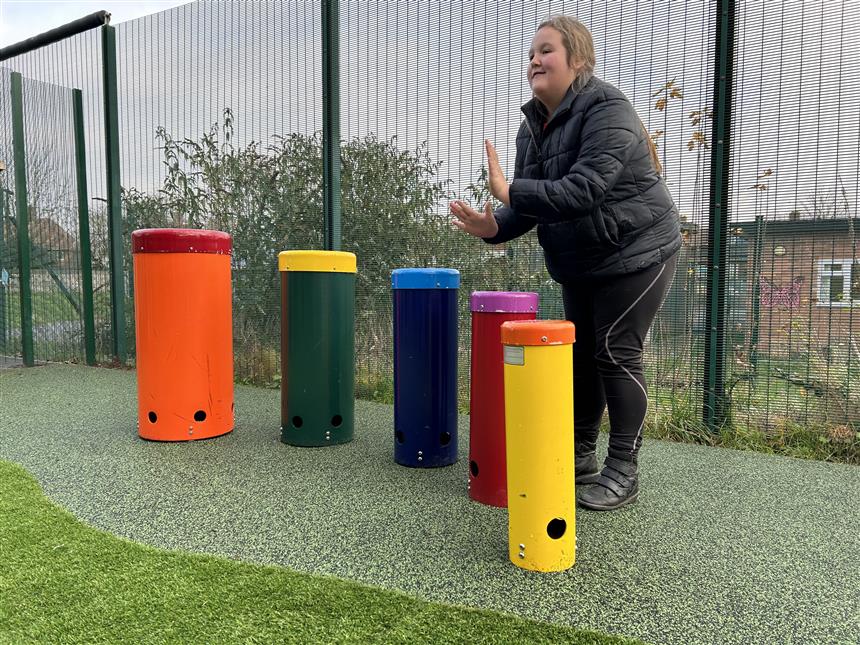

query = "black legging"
562;252;678;462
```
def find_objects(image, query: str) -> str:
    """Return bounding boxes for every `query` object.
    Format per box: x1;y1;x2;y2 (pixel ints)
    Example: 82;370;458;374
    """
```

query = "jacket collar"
521;75;595;132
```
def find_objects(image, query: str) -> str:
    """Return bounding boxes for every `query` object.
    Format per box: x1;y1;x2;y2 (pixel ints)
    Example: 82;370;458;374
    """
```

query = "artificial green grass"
0;460;636;645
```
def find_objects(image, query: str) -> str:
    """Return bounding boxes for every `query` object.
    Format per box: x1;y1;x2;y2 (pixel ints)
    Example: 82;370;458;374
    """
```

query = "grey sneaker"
574;451;600;485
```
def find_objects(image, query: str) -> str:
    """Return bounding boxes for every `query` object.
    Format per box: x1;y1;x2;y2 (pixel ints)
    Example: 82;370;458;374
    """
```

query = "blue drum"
391;268;460;467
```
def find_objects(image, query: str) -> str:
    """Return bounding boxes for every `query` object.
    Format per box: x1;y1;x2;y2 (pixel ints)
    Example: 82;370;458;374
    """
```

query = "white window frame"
816;259;860;307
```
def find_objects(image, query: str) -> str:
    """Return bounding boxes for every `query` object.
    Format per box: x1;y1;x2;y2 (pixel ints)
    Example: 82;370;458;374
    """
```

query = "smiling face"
527;26;581;114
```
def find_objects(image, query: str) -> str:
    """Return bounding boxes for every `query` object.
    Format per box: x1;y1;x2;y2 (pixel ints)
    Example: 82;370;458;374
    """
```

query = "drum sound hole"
547;518;567;540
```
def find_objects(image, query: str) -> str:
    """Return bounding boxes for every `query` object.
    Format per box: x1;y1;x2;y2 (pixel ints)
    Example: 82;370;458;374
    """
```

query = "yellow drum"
501;319;576;572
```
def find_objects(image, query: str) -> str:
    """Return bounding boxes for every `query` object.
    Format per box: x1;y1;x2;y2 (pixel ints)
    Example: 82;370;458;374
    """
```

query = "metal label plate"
503;345;525;366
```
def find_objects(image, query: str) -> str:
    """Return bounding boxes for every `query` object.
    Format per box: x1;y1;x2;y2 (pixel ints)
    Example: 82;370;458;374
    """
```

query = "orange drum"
132;228;234;441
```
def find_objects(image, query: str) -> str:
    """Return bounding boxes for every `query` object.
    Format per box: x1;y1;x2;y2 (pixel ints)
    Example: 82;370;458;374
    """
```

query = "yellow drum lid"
278;250;357;273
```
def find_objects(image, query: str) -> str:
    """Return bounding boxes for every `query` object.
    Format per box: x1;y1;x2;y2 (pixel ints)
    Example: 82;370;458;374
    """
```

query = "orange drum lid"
500;319;575;346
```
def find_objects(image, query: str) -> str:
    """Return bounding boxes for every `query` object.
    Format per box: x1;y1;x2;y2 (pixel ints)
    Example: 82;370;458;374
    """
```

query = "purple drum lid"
470;291;539;313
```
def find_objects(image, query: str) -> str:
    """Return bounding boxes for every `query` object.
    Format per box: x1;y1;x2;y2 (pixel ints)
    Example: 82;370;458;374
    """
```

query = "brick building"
687;217;860;359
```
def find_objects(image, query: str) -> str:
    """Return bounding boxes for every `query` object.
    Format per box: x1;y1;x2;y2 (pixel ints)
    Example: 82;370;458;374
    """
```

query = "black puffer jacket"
484;76;681;281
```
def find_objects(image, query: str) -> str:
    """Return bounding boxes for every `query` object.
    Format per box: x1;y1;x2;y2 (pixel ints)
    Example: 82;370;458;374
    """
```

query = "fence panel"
116;0;323;383
725;0;860;436
2;28;112;363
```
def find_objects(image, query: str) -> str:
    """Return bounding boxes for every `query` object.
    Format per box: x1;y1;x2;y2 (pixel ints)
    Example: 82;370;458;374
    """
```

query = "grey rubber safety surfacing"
1;364;858;645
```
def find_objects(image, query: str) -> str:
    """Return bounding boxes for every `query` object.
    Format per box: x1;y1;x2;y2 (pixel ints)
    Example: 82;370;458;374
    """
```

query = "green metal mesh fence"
18;75;82;363
1;0;857;441
1;28;113;365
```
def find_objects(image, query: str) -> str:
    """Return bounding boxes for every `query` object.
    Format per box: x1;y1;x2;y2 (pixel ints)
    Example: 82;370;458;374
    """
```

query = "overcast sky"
0;0;193;47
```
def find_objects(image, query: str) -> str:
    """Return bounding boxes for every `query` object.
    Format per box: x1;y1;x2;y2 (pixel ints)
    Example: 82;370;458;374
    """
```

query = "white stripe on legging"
603;262;670;457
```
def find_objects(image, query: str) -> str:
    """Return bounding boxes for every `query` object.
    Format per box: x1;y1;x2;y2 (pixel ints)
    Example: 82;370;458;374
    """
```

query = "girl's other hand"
450;200;500;239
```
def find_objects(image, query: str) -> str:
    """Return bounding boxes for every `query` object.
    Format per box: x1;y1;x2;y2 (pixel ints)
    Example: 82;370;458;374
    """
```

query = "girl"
451;16;681;511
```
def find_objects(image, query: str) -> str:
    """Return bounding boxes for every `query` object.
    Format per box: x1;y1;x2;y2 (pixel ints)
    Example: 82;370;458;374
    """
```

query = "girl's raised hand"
485;139;510;206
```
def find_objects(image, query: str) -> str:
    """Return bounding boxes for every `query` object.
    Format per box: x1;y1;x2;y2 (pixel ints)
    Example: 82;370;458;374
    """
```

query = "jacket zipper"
523;118;543;163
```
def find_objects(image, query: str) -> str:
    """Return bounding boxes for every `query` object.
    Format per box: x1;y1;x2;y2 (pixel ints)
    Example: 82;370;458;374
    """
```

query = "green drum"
279;250;357;446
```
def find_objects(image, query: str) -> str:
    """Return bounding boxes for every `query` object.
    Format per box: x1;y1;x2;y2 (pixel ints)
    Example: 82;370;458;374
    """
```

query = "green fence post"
102;24;126;363
0;185;7;354
73;88;96;365
748;214;764;373
322;0;342;251
10;72;34;366
703;0;735;431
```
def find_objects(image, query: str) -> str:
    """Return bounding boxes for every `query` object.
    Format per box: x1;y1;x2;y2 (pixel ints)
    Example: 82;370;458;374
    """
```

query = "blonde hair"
537;16;595;92
538;16;662;175
640;117;663;175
